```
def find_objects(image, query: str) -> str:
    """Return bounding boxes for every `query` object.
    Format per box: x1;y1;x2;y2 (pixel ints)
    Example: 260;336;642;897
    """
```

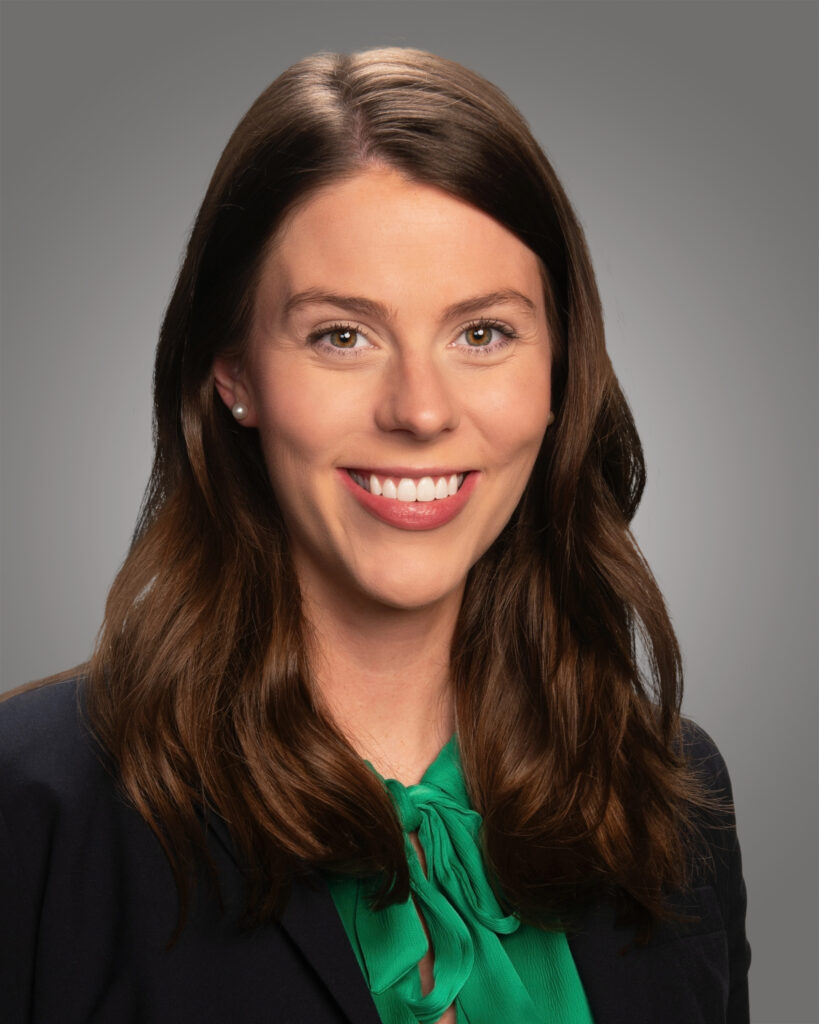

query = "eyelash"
306;318;518;357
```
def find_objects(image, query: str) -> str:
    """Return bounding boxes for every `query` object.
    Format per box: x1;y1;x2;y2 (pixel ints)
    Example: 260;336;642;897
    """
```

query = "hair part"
88;47;712;938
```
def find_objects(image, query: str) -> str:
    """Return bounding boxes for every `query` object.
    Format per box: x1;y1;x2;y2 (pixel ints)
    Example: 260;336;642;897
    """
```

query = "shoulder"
0;675;107;802
0;675;177;1022
0;676;125;1021
678;716;741;861
680;716;732;788
676;716;742;866
0;674;123;888
1;673;89;740
679;716;752;1020
643;717;750;1019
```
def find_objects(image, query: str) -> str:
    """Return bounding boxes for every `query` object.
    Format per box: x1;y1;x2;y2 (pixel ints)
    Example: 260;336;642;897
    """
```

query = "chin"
355;566;467;613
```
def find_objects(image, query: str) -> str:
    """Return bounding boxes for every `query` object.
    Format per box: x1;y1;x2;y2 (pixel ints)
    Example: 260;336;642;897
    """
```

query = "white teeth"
349;470;467;501
396;478;417;502
416;477;436;502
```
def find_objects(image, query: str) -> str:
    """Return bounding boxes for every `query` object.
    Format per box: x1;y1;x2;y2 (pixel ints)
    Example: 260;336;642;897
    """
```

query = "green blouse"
325;736;595;1024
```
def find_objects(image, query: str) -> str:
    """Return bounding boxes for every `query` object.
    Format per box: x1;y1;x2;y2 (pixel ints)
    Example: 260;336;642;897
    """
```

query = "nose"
373;351;460;440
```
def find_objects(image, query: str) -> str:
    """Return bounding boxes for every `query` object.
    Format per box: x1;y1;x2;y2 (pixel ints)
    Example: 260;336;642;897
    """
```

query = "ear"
212;356;258;427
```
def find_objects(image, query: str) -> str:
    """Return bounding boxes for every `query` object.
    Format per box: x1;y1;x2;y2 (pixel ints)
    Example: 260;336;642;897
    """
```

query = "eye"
454;320;517;354
326;326;361;348
308;323;372;355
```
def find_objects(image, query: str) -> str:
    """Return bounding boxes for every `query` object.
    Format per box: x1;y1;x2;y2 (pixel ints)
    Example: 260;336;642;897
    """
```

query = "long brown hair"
88;48;706;934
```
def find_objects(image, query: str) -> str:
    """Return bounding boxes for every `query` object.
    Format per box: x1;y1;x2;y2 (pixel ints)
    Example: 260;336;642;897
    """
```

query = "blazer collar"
204;808;381;1024
280;873;383;1024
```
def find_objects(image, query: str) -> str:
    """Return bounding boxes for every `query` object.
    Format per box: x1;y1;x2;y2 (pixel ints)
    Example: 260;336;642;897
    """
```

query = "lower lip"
338;470;478;531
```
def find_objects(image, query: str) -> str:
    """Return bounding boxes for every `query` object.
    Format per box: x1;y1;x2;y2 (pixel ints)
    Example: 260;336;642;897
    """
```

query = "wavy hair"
88;48;706;935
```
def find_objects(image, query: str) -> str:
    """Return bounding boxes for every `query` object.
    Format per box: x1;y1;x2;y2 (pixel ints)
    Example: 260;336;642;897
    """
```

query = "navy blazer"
0;678;750;1023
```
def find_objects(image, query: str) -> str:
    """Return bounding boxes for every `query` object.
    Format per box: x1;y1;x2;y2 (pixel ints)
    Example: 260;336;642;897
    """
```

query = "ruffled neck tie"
345;736;548;1023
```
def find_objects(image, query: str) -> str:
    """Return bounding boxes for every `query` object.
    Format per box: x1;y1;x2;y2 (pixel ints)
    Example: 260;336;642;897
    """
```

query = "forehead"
255;167;545;314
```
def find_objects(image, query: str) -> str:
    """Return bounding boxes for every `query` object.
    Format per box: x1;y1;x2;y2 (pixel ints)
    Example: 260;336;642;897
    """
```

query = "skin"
214;165;553;1021
213;165;552;774
214;166;552;779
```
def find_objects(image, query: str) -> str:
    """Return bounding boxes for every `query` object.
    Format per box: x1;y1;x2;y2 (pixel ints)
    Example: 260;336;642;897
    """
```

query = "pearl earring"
231;402;249;421
547;410;555;426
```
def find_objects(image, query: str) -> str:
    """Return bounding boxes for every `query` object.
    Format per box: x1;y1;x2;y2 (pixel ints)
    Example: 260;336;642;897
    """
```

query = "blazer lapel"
204;809;381;1024
280;874;384;1024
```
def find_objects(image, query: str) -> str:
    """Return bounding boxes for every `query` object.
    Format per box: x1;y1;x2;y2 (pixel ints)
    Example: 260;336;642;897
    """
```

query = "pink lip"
338;469;478;531
346;466;466;479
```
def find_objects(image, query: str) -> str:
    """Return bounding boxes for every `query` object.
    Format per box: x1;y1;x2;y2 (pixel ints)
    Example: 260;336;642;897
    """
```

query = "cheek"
480;366;552;459
249;363;363;483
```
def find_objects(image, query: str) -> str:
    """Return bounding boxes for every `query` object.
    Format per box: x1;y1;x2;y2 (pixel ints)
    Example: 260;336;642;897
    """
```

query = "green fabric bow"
326;736;594;1024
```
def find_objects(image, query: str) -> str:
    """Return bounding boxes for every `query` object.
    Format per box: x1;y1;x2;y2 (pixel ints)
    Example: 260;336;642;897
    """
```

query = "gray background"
1;2;816;1021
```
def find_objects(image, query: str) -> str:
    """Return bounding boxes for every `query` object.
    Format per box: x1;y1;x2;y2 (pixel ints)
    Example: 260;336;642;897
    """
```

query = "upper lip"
343;466;472;477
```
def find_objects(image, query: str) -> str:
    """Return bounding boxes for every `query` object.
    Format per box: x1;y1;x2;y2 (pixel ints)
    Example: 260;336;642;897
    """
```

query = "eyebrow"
282;288;537;323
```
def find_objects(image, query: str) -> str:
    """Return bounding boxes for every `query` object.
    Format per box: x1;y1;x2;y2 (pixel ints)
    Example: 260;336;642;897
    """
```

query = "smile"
346;471;465;502
339;468;477;531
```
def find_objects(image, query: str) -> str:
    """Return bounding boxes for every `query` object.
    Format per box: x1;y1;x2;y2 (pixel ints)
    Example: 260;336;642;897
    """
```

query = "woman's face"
214;167;552;616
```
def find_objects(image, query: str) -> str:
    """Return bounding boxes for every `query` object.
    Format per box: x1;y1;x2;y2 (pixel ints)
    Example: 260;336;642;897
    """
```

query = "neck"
303;584;461;786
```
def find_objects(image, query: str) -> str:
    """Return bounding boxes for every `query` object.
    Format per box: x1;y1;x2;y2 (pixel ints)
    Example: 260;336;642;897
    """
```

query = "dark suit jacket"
0;678;750;1023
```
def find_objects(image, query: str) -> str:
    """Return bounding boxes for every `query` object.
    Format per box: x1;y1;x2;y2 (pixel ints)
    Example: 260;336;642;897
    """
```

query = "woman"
0;48;750;1023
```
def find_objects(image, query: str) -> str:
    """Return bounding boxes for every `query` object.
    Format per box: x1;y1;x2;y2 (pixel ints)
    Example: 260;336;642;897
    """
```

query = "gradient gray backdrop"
2;2;817;1021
